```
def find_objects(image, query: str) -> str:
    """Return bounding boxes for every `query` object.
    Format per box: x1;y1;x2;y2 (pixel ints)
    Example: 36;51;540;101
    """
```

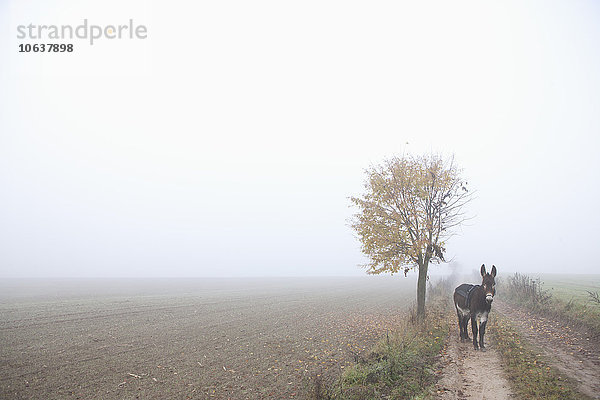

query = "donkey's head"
480;264;497;304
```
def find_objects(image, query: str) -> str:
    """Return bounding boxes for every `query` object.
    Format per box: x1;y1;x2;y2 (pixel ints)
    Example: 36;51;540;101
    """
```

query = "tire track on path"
495;301;600;399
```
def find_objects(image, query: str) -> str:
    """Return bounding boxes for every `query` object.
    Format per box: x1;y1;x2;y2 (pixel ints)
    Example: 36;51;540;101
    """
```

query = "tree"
350;154;472;318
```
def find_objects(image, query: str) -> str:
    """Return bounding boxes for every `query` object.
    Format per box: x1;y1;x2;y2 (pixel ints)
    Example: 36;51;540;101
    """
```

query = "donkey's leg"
456;311;463;340
471;315;479;350
479;320;487;351
463;315;471;341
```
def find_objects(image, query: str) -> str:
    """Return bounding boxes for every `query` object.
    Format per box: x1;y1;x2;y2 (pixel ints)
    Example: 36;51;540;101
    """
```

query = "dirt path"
495;301;600;400
435;319;515;399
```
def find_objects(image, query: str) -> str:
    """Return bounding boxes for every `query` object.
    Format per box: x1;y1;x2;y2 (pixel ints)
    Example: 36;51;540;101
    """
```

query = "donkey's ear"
491;265;497;277
480;264;486;277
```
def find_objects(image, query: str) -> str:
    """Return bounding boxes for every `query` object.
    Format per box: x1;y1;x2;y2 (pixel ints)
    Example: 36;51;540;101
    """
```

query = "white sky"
1;0;599;277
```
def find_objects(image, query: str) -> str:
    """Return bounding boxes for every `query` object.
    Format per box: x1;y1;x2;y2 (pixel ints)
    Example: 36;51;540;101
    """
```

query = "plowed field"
0;277;415;399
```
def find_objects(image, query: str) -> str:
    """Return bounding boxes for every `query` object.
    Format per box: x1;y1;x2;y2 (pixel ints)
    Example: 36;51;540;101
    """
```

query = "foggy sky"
1;0;599;278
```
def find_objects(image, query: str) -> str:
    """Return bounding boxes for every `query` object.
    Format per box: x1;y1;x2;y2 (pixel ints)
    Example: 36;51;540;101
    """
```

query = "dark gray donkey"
453;264;497;351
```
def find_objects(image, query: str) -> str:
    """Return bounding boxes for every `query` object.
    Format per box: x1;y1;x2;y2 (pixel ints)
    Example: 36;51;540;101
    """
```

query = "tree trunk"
416;260;429;319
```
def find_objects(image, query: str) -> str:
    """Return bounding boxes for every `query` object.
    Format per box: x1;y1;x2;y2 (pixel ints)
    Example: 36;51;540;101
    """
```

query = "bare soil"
435;314;515;400
495;301;600;399
0;277;415;400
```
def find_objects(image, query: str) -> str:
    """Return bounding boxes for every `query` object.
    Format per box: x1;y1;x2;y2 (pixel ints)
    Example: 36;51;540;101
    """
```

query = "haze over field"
1;0;599;277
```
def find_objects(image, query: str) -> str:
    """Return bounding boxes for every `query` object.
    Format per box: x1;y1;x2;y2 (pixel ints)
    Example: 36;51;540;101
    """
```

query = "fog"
1;1;599;278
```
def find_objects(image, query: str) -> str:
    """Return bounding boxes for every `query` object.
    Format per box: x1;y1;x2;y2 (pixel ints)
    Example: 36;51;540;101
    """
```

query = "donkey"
453;264;497;351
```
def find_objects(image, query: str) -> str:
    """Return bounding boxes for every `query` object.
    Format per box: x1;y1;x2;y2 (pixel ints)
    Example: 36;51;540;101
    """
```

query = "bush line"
501;273;600;336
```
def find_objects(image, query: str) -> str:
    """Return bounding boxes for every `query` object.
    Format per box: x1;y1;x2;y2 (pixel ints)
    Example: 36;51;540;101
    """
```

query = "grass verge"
306;282;451;400
491;313;592;400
